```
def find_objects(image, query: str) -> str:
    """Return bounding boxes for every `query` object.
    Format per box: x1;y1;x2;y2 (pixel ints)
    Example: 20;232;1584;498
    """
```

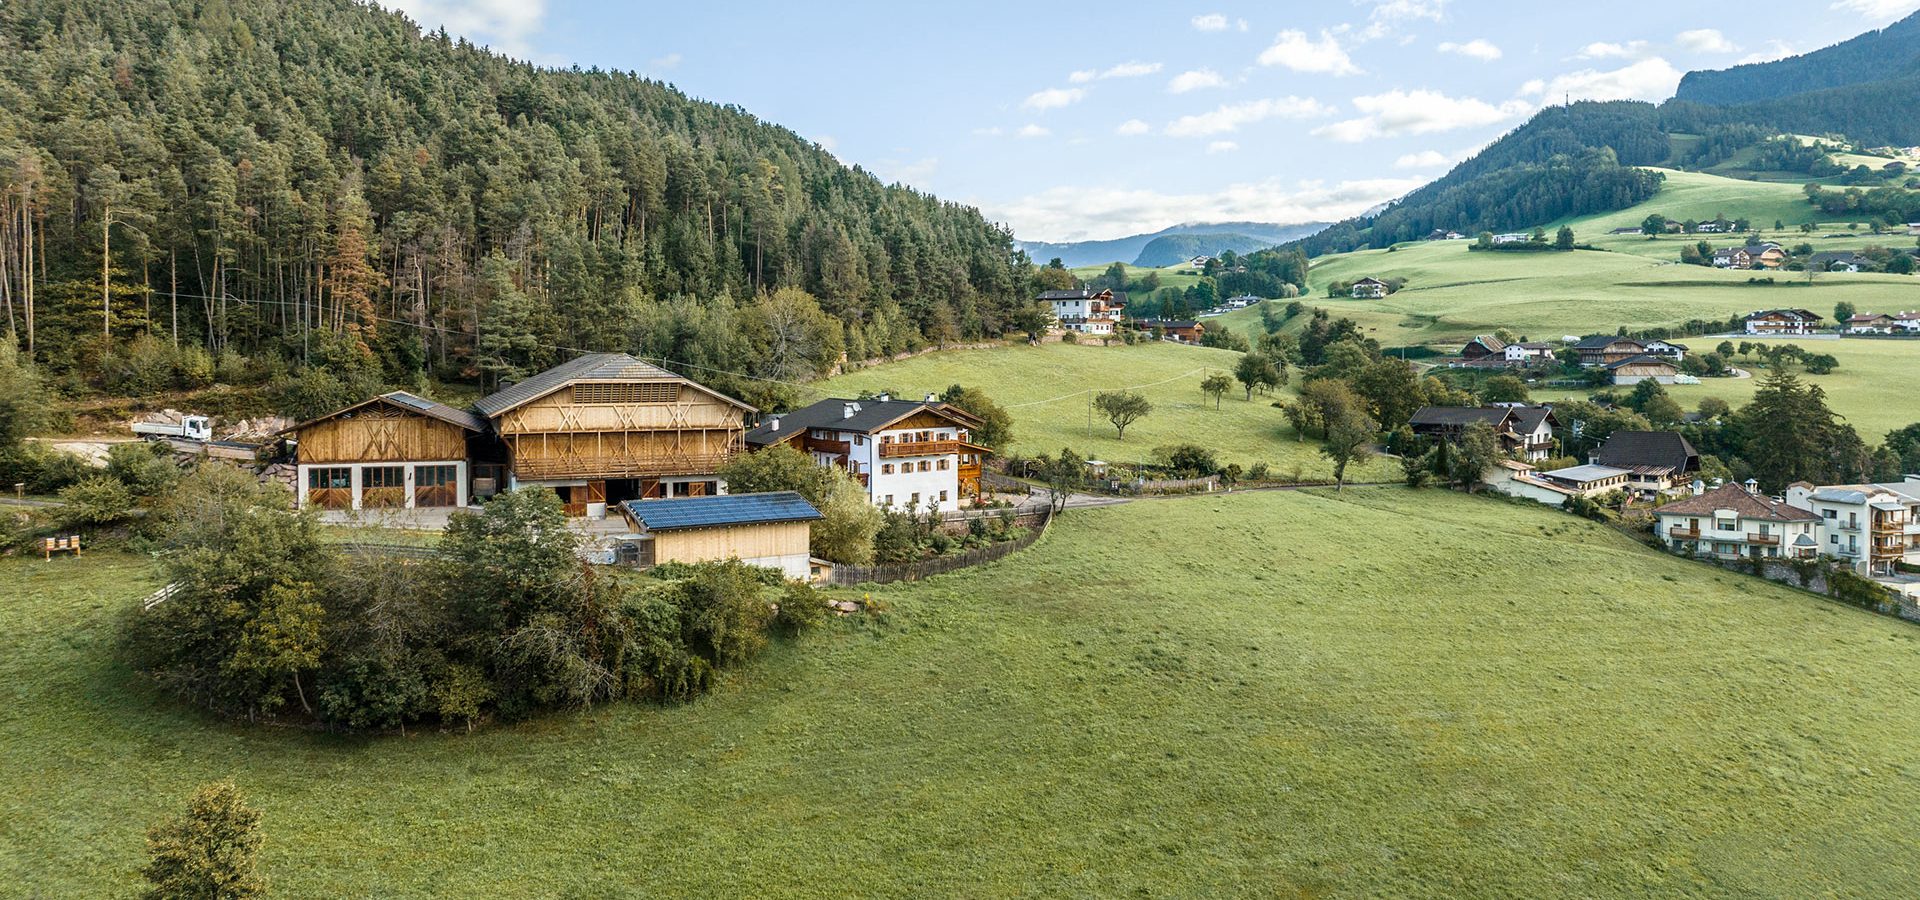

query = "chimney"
842;403;857;420
768;417;781;432
1744;478;1760;495
925;392;937;403
876;392;891;403
1691;479;1705;497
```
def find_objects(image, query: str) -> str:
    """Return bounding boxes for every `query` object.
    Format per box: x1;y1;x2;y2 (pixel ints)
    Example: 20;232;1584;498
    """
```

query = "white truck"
132;415;213;443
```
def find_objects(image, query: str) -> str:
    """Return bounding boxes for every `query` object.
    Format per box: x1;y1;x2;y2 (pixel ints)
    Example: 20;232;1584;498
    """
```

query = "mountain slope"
1132;233;1278;267
1018;221;1325;267
1675;12;1920;106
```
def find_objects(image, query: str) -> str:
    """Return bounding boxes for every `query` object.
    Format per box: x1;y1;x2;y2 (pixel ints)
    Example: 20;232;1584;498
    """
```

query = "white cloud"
1314;90;1531;142
1073;61;1164;83
1259;30;1362;75
877;157;938;185
1394;150;1451;169
1576;40;1649;60
1017;124;1051;138
1166;97;1336;137
1675;29;1738;54
1830;0;1920;23
1207;141;1240;154
384;0;547;58
1357;0;1450;41
1022;87;1086;111
649;52;682;70
1116;119;1152;136
1191;13;1229;31
991;177;1428;243
1437;39;1502;61
814;135;838;152
1168;68;1230;94
1525;58;1685;102
1738;40;1801;65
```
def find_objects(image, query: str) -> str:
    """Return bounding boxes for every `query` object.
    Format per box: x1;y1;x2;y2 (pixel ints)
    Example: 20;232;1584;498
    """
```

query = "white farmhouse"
1785;479;1920;576
1040;289;1126;335
745;394;990;512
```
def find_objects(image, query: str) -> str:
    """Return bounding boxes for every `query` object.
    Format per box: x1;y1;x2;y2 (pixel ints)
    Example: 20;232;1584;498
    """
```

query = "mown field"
1067;262;1207;292
10;490;1920;896
818;340;1396;479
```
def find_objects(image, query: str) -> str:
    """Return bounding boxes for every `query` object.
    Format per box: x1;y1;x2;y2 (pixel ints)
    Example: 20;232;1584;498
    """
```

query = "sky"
384;0;1920;243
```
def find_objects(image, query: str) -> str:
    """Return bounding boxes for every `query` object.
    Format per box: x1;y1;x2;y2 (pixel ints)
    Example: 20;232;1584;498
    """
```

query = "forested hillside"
1674;12;1920;107
1132;232;1272;267
0;0;1028;409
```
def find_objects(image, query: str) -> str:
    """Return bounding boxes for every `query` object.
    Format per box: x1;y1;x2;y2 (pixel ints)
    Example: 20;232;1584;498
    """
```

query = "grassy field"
11;490;1920;895
1534;337;1920;441
1067;262;1207;293
817;340;1396;479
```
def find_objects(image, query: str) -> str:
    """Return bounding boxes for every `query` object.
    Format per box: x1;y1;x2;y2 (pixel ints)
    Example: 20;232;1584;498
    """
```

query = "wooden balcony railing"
1745;533;1781;546
1669;526;1701;539
879;440;962;459
804;437;852;456
511;452;734;480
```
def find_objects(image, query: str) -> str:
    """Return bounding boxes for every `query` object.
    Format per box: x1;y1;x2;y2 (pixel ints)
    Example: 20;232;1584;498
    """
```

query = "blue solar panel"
387;392;436;411
623;492;823;532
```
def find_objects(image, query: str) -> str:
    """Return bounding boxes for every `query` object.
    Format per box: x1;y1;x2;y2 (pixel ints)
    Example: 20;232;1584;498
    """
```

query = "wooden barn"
619;492;823;580
281;392;489;511
474;353;758;516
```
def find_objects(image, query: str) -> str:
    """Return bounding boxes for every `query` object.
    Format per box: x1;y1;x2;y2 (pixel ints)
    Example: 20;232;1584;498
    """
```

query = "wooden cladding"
879;440;963;459
572;382;678;405
293;405;469;464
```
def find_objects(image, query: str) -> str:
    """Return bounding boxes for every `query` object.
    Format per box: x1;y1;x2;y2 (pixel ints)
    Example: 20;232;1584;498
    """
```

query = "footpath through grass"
9;489;1920;895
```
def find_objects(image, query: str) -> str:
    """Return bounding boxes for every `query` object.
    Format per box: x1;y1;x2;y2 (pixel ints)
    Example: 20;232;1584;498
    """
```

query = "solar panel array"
387;392;435;411
624;492;823;532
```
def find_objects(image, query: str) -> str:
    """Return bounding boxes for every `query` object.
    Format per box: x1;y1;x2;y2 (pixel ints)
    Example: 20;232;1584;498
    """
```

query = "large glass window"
362;466;407;508
414;464;459;508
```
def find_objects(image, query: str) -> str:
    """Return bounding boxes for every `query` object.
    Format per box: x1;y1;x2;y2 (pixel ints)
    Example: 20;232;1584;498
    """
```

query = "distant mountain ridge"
1017;221;1328;268
1674;13;1920;107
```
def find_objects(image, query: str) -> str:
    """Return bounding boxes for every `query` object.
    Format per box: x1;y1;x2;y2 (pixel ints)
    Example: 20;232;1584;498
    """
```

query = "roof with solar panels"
278;390;489;435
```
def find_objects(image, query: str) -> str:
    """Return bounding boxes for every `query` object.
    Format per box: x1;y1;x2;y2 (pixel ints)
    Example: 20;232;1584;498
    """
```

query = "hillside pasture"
816;341;1391;479
1066;262;1206;293
11;490;1920;895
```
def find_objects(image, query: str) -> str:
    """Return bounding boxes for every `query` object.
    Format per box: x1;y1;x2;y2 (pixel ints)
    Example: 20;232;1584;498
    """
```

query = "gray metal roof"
746;398;975;445
621;492;822;532
474;353;751;417
1543;464;1631;484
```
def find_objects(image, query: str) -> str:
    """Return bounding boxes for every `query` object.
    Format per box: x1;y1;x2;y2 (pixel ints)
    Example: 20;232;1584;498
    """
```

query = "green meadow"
11;490;1920;896
818;340;1396;479
1067;261;1207;292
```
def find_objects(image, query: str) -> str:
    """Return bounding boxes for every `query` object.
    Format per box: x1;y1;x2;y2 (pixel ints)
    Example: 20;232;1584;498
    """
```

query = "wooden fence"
826;507;1053;587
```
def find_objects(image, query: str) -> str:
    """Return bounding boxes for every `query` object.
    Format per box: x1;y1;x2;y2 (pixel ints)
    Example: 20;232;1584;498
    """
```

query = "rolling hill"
1017;221;1326;268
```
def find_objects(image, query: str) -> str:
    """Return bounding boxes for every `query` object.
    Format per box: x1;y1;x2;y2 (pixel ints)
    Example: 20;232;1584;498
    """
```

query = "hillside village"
13;1;1920;896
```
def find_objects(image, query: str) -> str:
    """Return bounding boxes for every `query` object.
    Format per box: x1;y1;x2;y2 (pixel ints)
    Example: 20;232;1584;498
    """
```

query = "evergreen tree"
140;781;267;900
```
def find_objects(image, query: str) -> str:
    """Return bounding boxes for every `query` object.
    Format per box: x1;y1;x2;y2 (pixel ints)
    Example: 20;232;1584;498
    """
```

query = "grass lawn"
1068;262;1206;293
10;489;1920;895
816;340;1395;480
1534;337;1920;442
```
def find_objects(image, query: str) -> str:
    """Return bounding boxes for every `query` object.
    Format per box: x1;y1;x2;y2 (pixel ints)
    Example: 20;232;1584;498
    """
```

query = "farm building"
1606;355;1681;386
280;391;490;511
746;394;989;510
475;353;757;515
1481;460;1574;508
1459;335;1507;361
1847;313;1898;334
1572;336;1648;367
1745;309;1823;335
1591;430;1700;496
619;492;823;580
1536;464;1632;498
1134;319;1205;343
1503;341;1558;364
1409;405;1558;462
1350;277;1389;299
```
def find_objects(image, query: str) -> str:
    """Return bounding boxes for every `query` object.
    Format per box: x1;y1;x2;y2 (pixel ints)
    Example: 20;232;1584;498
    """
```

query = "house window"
884;495;894;506
363;466;406;489
1715;518;1738;532
307;467;352;490
882;463;895;475
939;490;949;502
937;459;949;471
918;461;931;472
855;435;865;446
911;492;920;505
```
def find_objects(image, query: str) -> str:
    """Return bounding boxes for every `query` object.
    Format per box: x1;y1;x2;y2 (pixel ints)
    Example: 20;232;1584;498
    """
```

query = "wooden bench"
42;535;81;561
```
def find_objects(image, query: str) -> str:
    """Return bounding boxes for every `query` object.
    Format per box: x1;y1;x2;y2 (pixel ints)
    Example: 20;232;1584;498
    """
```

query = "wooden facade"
649;521;811;568
492;382;746;482
283;393;483;511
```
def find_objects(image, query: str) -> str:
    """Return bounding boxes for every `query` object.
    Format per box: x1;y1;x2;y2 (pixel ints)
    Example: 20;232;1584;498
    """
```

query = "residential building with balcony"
1785;479;1920;576
1590;430;1700;497
745;394;990;512
1409;405;1558;462
1653;482;1822;561
1041;289;1126;335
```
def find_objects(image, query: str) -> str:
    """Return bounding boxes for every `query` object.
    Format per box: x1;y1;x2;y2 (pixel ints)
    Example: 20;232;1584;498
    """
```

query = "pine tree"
140;781;267;900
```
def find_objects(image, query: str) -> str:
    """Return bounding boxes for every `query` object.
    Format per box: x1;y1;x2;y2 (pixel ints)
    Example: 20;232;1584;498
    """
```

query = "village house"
1654;482;1822;561
1409;405;1558;462
1606;355;1681;386
1459;335;1507;361
1746;242;1788;268
1590;430;1700;497
1897;311;1920;334
1187;255;1213;269
1350;277;1389;300
618;492;823;581
1135;318;1205;343
1846;312;1898;334
474;354;757;515
1572;335;1648;367
1041;289;1126;335
1482;459;1576;507
280;391;490;512
744;394;988;511
1785;479;1920;577
1504;341;1559;364
1643;339;1689;362
1711;247;1753;269
1909;222;1920;236
1809;251;1870;273
1745;309;1824;335
1492;233;1531;245
1536;464;1632;498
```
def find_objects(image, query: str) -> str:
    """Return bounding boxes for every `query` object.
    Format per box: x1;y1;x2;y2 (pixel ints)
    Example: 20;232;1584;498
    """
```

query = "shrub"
56;476;137;530
106;441;181;500
140;781;267;900
773;581;827;635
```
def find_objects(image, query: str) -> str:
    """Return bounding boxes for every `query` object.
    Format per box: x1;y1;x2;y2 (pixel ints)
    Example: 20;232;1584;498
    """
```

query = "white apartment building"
745;394;989;512
1039;289;1126;335
1653;482;1822;561
1785;479;1920;576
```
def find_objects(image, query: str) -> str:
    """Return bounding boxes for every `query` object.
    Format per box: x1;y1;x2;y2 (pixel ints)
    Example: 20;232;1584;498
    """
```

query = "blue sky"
386;0;1920;242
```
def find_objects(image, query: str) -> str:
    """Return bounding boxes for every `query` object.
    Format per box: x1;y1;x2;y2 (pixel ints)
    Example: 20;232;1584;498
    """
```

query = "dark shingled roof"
1573;335;1643;351
280;390;486;435
1039;289;1103;301
474;353;753;417
1654;483;1819;522
1410;406;1514;429
1593;430;1699;473
622;492;822;533
745;398;979;446
1604;354;1678;371
1509;405;1557;433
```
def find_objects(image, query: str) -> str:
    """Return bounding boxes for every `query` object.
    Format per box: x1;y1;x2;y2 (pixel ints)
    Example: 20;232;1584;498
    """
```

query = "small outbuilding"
620;492;823;580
